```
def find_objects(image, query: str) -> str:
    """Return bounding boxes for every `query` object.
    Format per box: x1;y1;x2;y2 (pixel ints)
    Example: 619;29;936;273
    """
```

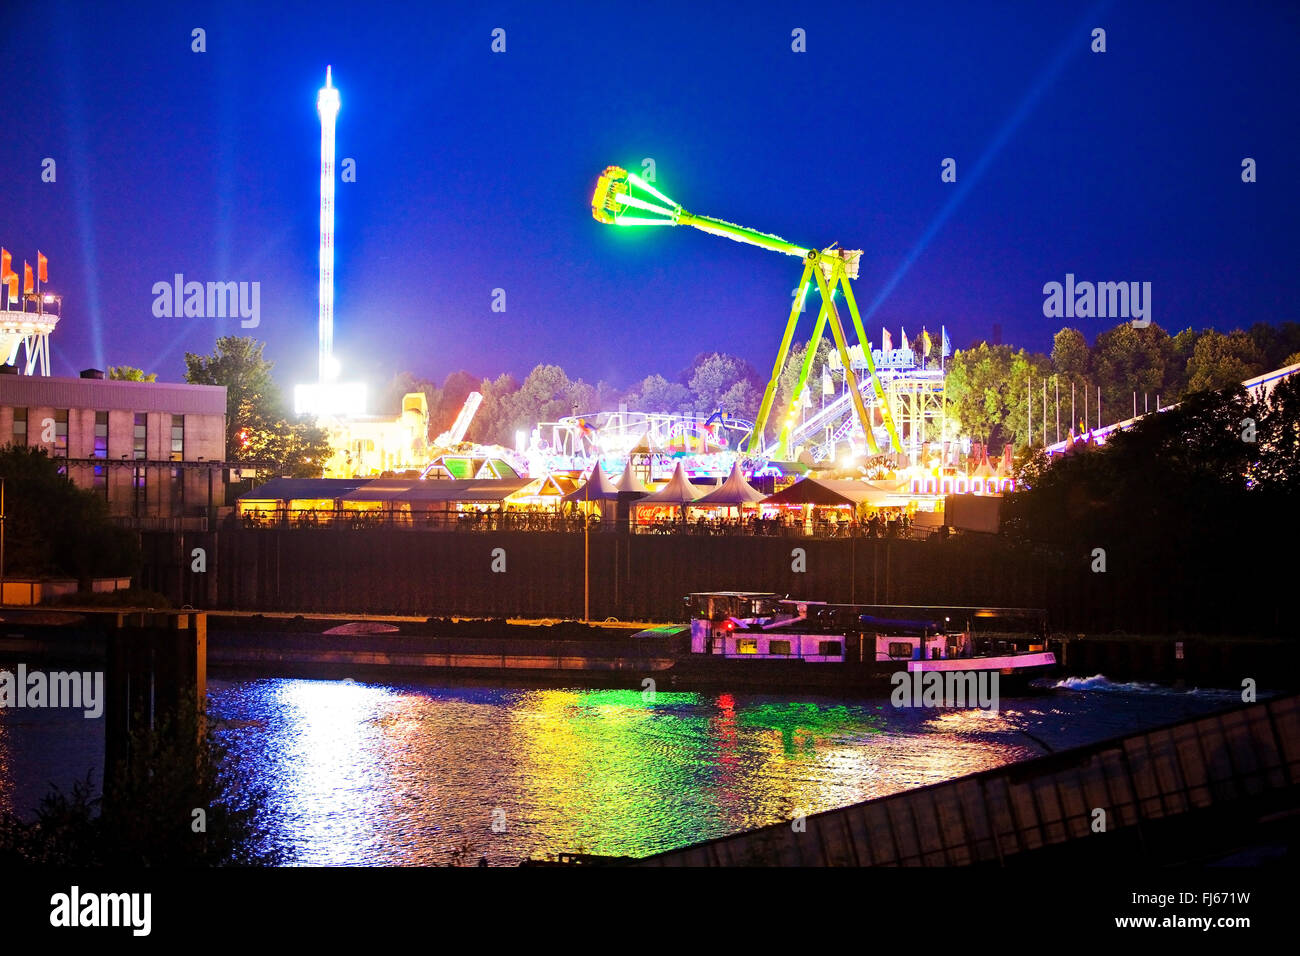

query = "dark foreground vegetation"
0;693;285;866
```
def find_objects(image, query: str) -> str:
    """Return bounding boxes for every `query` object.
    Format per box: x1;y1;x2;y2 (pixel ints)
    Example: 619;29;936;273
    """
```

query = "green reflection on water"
504;688;888;857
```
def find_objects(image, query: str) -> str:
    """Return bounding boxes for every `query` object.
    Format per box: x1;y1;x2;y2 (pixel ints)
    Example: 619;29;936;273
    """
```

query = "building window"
768;640;792;656
133;464;147;515
93;464;107;495
12;408;26;445
93;411;108;458
54;410;68;457
134;413;147;460
819;641;843;658
170;414;184;461
170;465;183;510
737;638;758;655
888;642;914;659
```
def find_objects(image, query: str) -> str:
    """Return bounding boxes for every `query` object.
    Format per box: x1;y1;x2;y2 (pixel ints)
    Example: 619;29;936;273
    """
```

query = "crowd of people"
637;510;922;538
239;505;935;539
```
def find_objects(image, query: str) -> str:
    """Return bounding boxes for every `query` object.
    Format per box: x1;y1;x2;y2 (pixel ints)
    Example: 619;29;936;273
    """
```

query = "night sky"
2;1;1296;398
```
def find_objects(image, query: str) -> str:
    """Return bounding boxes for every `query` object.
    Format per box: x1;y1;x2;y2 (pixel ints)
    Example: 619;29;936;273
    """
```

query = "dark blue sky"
2;1;1296;397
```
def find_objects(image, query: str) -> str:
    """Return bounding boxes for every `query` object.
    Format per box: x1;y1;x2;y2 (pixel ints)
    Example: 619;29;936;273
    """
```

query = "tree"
107;366;157;382
184;336;329;477
1165;327;1202;401
1185;330;1265;393
1250;373;1300;490
1004;383;1258;559
489;365;575;442
685;352;762;418
466;372;519;446
1247;320;1300;370
770;338;834;440
591;380;624;412
1090;323;1176;424
430;370;483;441
624;374;690;413
0;445;138;581
944;343;1049;449
1051;328;1089;379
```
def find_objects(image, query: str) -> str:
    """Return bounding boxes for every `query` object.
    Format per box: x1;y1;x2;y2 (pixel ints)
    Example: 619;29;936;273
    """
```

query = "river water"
0;675;1243;865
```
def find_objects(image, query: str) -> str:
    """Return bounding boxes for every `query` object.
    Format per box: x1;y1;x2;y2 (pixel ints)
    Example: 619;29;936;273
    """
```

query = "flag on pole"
23;261;33;295
822;364;834;396
1;249;12;306
881;328;893;352
922;328;932;357
5;274;17;303
941;326;951;357
37;252;47;283
900;327;908;352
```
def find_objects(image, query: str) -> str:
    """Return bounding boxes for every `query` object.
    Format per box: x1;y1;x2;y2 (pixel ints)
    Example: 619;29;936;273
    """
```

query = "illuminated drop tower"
296;66;363;418
317;65;340;384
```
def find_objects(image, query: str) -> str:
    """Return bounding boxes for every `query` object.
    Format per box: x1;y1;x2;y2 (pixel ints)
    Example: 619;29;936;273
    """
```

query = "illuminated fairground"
270;159;1028;532
435;167;984;484
272;76;1018;525
289;71;1001;520
256;141;1027;534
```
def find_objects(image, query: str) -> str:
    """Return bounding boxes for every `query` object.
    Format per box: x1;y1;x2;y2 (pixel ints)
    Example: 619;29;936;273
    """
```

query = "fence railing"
111;515;210;532
233;508;936;539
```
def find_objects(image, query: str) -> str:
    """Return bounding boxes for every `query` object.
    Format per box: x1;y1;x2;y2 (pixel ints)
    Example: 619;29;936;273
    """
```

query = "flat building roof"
0;374;226;416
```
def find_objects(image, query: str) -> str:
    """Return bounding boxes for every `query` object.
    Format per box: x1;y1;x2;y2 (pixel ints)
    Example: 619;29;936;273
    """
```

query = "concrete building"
0;369;227;529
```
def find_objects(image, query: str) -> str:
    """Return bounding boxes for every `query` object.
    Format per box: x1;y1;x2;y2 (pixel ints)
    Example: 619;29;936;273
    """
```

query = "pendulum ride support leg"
812;263;880;455
838;276;902;452
777;294;831;458
748;259;817;455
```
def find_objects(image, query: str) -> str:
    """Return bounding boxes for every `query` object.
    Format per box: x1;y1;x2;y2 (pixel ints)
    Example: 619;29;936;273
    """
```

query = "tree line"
160;320;1300;477
385;321;1300;454
944;321;1300;449
998;374;1299;634
382;350;772;450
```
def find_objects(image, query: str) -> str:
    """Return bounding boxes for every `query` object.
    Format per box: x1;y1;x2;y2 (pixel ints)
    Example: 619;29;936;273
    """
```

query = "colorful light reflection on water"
210;679;1041;865
0;676;1240;865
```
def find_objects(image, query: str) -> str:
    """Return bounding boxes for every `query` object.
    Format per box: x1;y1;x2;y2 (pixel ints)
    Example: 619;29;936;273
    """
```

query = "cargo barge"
659;592;1057;691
